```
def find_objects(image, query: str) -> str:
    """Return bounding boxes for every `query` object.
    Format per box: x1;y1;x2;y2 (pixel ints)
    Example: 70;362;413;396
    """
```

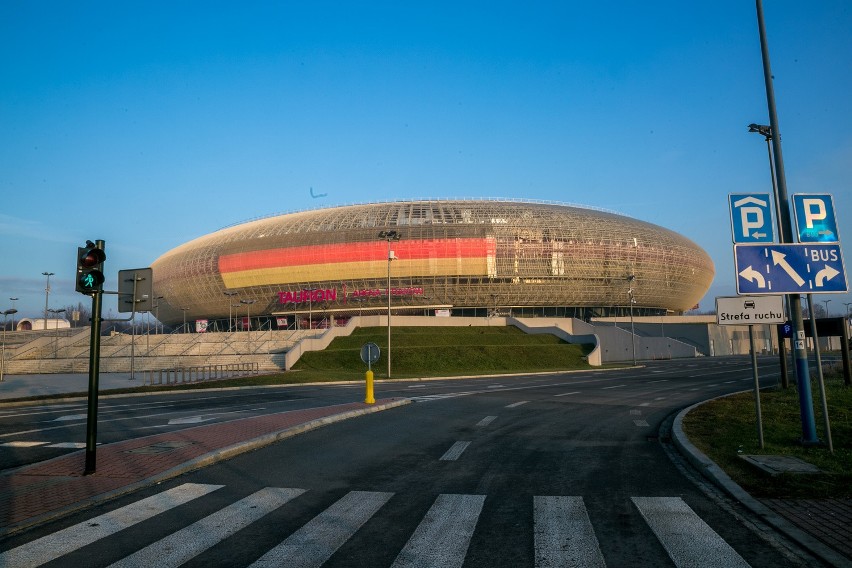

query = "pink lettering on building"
277;288;338;304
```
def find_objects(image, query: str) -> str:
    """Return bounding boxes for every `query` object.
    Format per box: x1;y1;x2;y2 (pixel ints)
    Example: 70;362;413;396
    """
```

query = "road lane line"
632;497;750;568
251;491;393;568
601;385;626;390
505;401;529;408
555;391;581;397
476;416;498;427
440;441;471;461
0;483;223;568
391;494;485;568
534;496;605;568
111;487;306;568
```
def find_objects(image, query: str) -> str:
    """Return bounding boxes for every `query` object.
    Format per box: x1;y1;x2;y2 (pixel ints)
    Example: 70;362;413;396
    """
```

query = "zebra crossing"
0;483;752;567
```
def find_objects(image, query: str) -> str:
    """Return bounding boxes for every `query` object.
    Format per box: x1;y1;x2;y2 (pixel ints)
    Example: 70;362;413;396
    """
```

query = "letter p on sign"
802;198;826;228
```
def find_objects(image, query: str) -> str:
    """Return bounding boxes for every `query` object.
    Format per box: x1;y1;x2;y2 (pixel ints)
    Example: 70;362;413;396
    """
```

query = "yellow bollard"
365;369;375;404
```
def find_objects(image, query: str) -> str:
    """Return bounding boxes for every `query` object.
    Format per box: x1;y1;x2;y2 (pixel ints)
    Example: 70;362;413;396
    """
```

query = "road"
0;356;820;566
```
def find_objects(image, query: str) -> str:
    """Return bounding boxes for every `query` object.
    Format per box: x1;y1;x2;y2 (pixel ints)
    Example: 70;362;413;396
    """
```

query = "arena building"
150;199;714;329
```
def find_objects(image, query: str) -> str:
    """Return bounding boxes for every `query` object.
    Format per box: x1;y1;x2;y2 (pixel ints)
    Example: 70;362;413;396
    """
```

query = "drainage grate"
126;441;196;455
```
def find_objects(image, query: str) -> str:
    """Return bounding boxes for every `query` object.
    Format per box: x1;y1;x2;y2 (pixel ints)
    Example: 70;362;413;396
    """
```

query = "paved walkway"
0;398;408;536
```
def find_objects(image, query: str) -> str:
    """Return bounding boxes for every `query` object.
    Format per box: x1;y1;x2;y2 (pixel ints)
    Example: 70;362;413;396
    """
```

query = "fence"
146;362;260;386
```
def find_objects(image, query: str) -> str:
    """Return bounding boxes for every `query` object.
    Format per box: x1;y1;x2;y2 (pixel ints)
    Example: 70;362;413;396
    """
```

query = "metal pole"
748;326;765;449
387;239;392;378
42;272;54;329
764;133;790;389
756;0;817;442
807;295;833;452
84;240;105;474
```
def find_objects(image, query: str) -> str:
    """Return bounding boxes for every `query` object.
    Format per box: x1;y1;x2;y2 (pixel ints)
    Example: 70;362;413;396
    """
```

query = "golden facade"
151;200;714;325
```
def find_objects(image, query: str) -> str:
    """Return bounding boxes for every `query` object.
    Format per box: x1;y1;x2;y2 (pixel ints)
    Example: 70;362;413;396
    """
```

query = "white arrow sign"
771;250;805;286
738;266;766;289
815;265;841;287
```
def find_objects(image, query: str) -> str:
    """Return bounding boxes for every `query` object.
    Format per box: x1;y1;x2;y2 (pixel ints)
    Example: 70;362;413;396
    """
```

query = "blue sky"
2;1;851;320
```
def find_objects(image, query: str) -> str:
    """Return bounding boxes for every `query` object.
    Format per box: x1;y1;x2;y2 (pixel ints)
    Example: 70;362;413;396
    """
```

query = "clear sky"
2;1;851;321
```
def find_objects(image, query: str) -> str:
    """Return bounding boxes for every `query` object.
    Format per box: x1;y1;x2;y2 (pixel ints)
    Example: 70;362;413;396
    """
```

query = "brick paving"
763;498;852;561
0;398;406;535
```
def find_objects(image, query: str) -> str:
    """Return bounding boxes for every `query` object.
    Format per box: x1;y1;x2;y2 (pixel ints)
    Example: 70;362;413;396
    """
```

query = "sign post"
716;295;785;448
360;343;380;404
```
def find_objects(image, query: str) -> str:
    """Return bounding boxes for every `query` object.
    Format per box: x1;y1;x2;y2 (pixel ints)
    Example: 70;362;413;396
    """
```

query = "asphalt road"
0;356;821;567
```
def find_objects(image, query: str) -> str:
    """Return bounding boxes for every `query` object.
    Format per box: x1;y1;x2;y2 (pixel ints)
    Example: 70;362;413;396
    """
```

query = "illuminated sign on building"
277;286;424;304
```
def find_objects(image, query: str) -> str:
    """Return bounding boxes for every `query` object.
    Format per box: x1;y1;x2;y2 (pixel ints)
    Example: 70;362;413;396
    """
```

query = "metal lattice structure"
151;199;714;325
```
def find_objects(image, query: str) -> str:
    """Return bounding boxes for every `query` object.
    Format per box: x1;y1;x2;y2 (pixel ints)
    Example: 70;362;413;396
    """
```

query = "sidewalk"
672;402;852;568
0;398;409;536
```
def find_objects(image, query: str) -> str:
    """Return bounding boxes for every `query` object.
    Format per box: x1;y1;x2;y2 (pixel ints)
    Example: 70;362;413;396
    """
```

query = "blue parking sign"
729;193;774;243
792;193;840;243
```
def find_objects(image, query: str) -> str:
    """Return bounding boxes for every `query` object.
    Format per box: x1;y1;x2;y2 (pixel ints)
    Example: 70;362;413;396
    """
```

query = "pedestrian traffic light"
76;240;106;294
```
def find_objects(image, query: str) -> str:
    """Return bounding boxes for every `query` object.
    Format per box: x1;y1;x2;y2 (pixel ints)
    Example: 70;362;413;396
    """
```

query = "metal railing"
146;362;260;386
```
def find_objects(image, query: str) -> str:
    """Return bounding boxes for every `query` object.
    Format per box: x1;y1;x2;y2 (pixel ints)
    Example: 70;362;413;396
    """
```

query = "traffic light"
76;240;106;294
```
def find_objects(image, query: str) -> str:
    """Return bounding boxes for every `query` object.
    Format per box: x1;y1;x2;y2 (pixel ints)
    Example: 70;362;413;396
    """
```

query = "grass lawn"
682;366;852;499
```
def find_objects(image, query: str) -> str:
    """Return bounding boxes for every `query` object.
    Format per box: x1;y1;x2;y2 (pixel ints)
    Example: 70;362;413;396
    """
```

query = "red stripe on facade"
219;238;491;274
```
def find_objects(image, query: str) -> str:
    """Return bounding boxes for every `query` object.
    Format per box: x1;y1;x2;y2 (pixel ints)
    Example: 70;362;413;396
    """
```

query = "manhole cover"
126;441;196;455
739;455;822;476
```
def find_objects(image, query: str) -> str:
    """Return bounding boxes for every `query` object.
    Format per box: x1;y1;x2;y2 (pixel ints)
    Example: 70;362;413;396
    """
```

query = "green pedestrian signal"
76;241;106;294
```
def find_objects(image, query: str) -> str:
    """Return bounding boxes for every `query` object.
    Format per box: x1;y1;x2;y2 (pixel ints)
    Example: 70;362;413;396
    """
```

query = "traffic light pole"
84;240;105;474
756;0;818;443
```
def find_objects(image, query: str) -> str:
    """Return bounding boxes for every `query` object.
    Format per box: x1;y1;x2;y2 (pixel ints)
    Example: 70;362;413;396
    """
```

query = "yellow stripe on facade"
221;257;488;288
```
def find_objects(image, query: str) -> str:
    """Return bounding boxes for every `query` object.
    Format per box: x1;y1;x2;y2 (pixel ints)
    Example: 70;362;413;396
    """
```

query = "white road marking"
440;441;471;461
633;420;650;427
250;491;392;568
0;483;223;568
0;441;46;447
632;497;750;568
111;487;305;568
476;416;498;427
392;494;485;568
505;401;529;408
534;496;605;567
602;385;626;390
555;391;581;397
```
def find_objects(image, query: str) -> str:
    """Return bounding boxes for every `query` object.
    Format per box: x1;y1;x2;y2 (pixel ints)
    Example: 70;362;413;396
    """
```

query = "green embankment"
293;326;594;379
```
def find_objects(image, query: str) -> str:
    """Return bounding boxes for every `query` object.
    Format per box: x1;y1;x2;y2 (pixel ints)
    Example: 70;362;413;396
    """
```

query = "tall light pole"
47;308;65;358
755;0;818;443
240;299;256;351
224;291;238;331
181;307;190;333
823;300;831;318
42;272;54;329
379;230;400;378
8;298;17;331
626;274;637;366
749;122;789;389
1;308;17;382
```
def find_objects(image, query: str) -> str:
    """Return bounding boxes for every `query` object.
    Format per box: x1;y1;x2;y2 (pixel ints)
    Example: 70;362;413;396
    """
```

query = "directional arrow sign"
734;243;848;295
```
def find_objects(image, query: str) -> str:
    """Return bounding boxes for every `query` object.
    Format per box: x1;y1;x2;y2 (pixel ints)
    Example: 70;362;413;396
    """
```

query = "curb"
672;397;852;568
0;398;410;537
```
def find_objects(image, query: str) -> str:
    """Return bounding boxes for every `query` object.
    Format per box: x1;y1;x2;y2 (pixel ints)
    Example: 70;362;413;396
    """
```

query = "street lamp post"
240;299;256;351
42;272;54;329
181;308;190;333
379;230;400;378
1;308;18;382
47;308;66;358
8;298;17;331
224;291;238;331
626;275;637;366
823;300;831;318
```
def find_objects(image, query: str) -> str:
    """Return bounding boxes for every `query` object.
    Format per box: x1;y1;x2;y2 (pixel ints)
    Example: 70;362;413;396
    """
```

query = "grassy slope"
682;376;852;499
293;326;594;379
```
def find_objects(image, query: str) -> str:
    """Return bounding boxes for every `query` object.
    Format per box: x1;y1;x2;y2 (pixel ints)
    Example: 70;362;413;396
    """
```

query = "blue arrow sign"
729;193;774;243
792;193;840;243
734;243;848;294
